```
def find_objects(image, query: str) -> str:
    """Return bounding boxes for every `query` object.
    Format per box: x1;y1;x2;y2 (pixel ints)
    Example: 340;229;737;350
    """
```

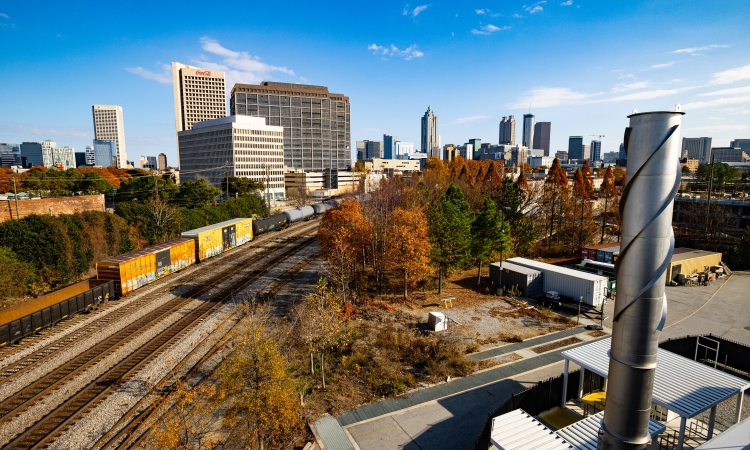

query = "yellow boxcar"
234;218;254;246
182;218;253;262
96;238;196;295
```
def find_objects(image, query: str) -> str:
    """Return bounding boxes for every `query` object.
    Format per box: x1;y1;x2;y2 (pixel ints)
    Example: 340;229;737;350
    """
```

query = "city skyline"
1;1;749;167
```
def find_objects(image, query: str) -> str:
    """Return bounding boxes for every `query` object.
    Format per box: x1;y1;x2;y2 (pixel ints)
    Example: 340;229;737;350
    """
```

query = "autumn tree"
599;166;620;243
566;168;597;253
216;309;302;450
384;208;432;298
429;184;472;293
471;198;510;285
543;158;569;253
362;179;403;292
286;186;310;207
318;199;372;299
149;382;221;450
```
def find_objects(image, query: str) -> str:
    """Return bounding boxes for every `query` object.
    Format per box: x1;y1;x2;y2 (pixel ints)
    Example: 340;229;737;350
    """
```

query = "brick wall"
0;195;106;222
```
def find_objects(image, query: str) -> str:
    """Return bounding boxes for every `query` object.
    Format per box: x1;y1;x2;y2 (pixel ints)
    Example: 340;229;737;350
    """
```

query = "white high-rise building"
178;115;285;200
499;116;516;145
92;104;128;168
395;141;415;159
590;140;602;162
40;140;76;170
172;62;227;134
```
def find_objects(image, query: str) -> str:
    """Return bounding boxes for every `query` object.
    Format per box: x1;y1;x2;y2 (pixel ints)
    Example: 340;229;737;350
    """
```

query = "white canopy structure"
490;409;665;450
560;338;750;449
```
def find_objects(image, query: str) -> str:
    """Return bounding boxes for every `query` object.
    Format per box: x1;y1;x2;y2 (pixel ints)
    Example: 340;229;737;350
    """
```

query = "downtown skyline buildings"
92;104;128;168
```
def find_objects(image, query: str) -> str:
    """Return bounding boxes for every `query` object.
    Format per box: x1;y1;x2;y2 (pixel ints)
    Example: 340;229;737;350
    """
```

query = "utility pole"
705;154;715;236
11;176;20;219
225;160;230;201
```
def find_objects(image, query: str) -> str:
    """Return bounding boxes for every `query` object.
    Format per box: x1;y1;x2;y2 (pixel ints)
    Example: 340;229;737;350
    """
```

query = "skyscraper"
395;141;414;159
383;134;397;159
231;82;351;171
366;141;383;159
92;140;117;167
499;116;516;145
421;106;439;158
681;137;712;164
20;142;43;167
158;153;168;170
468;138;482;159
568;136;584;160
522;114;535;148
533;122;551;155
590;140;602;162
619;143;626;160
92;104;128;168
172;62;227;134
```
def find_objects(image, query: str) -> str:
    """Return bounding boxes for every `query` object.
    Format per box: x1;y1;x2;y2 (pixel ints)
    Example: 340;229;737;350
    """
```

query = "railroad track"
93;250;321;450
0;219;320;386
0;226;319;448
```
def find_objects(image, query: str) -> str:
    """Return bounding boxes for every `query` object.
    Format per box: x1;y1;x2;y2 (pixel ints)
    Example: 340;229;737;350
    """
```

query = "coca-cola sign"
195;70;212;76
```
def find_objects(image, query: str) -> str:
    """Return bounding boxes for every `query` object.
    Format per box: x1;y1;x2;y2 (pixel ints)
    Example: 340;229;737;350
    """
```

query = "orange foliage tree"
385;208;432;298
317;199;372;300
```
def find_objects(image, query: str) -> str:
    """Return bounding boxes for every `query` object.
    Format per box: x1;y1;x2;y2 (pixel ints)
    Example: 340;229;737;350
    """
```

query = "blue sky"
1;0;749;166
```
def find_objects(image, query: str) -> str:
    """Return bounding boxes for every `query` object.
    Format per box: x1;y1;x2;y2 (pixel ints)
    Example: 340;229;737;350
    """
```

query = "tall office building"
590;140;602;162
383;135;397;159
619;143;626;160
92;104;128;168
568;136;585;160
92;140;117;167
681;137;712;164
356;141;367;160
178;115;285;199
158;153;168;170
421;106;439;158
730;139;750;153
366;141;383;159
140;156;157;170
395;141;414;159
711;148;749;163
522;114;535;148
231;82;350;171
499;116;516;145
533;122;551;155
20;142;43;167
172;62;227;135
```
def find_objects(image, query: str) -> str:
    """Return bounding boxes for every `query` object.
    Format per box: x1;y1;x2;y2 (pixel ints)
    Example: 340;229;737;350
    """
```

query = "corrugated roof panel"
491;409;574;450
561;338;750;418
181;217;251;236
501;261;543;276
556;412;666;450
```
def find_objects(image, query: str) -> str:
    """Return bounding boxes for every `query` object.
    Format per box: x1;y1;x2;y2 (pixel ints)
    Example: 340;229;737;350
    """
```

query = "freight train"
0;197;354;347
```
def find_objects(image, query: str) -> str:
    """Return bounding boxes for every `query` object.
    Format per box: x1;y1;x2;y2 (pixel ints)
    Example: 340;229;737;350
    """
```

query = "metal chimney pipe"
599;110;684;449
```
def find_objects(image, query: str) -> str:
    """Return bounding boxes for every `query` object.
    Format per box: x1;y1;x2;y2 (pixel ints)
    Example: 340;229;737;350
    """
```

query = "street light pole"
577;296;582;325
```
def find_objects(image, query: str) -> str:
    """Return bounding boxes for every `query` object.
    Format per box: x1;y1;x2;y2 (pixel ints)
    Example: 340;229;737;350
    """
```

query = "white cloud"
126;64;172;84
611;81;650;93
196;37;295;85
672;44;729;56
682;124;748;132
698;85;750;97
513;13;524;18
682;95;750;110
710;64;750;85
648;62;675;69
471;24;510;35
452;115;490;125
476;8;487;14
524;1;546;14
0;124;91;140
0;13;9;19
560;0;573;5
510;87;598;108
601;89;681;102
368;43;424;60
619;73;635;79
406;5;429;16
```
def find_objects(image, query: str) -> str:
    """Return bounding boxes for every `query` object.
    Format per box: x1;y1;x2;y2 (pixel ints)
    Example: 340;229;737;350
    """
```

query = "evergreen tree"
471;198;510;285
429;184;472;293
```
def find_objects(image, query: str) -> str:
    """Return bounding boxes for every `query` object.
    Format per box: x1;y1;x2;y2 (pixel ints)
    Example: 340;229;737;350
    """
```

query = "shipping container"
182;218;252;262
500;262;544;297
0;279;115;346
595;246;620;263
582;242;621;261
489;262;502;287
252;213;288;235
506;257;608;308
97;238;195;295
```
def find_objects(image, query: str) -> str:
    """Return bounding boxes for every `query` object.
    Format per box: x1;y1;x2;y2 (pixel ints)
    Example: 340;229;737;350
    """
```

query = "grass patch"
530;336;582;354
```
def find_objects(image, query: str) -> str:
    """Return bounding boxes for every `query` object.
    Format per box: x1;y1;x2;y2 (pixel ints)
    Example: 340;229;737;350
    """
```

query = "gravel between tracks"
48;243;319;450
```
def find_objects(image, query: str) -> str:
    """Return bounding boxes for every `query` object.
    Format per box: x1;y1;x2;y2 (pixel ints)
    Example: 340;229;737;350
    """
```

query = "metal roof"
695;417;750;449
556;412;666;450
491;409;574;450
501;261;543;275
670;248;722;263
561;338;750;418
506;258;609;282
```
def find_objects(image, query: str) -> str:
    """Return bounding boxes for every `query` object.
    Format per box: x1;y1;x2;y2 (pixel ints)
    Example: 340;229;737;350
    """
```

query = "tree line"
318;157;623;300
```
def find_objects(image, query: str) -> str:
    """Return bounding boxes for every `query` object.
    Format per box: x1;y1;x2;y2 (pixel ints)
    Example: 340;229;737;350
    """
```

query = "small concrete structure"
427;312;448;331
